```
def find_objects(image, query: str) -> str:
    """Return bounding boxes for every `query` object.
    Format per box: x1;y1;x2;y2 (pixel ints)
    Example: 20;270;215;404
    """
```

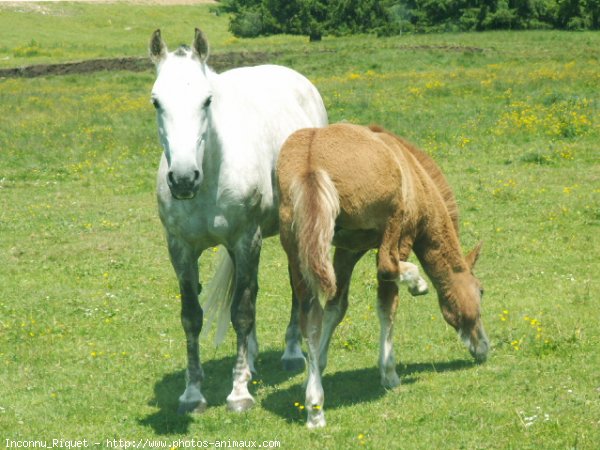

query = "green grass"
1;3;599;449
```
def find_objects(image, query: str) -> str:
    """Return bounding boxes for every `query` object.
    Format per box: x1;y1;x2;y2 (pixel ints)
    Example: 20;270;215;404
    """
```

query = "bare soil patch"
0;51;278;78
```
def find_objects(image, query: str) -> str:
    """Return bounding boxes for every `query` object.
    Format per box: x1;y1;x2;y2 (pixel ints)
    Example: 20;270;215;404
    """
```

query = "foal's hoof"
408;278;429;296
177;399;208;415
227;396;255;413
282;356;306;372
409;285;429;296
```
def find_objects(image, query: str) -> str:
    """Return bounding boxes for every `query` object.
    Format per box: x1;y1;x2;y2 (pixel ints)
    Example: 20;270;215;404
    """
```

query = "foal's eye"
203;96;212;109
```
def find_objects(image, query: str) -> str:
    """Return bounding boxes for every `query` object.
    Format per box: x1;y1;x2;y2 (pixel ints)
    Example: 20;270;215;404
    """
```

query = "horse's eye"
203;96;212;109
151;98;161;110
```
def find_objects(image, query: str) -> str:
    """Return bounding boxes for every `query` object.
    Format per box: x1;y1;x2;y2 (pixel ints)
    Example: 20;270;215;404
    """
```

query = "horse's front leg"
226;227;262;412
169;239;206;414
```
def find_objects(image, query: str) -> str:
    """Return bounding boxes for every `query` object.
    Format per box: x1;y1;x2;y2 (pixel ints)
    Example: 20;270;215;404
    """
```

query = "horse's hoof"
282;356;306;372
381;373;401;389
307;411;326;429
177;399;208;415
227;396;255;413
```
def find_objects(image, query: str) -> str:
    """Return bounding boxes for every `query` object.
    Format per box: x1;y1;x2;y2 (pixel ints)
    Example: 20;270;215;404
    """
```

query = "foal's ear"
149;29;167;64
192;28;209;62
465;241;483;270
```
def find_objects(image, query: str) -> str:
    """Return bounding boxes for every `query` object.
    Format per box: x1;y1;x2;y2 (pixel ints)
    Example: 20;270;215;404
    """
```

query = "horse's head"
150;28;212;200
437;242;489;363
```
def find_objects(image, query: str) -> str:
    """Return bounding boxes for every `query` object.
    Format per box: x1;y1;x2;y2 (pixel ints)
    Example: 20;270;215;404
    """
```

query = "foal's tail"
290;169;340;300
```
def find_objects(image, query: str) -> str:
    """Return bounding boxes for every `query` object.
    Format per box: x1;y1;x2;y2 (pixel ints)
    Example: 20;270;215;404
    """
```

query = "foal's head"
438;242;489;362
150;29;212;199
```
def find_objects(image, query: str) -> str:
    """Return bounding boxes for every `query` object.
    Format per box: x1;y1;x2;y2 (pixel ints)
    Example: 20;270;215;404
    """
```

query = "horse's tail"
290;169;340;300
200;247;235;346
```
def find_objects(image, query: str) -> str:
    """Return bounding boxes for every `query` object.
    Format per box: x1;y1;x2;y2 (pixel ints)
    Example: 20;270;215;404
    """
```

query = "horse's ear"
192;28;209;62
150;29;167;64
465;241;483;270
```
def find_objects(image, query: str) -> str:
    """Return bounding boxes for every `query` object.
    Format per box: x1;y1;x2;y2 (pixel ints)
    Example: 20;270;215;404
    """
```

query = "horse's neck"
414;195;468;291
203;69;272;183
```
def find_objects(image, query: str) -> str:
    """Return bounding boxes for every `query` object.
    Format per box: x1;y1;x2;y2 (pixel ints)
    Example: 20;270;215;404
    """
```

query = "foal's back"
369;125;459;232
278;123;416;232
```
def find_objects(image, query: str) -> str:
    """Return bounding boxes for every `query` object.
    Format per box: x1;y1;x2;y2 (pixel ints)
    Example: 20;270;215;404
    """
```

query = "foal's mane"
368;125;459;233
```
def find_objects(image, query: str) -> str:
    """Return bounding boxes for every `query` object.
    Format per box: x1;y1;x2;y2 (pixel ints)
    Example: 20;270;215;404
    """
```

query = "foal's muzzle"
167;169;201;200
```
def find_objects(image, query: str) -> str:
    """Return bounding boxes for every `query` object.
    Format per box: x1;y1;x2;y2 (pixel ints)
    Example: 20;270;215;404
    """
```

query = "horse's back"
214;64;327;182
218;64;327;130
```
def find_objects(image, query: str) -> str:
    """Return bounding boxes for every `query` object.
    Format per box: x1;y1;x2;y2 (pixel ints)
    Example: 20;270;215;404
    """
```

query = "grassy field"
1;3;599;449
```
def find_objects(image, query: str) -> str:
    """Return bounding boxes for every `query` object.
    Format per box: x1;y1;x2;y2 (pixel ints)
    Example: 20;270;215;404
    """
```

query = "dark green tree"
220;0;599;36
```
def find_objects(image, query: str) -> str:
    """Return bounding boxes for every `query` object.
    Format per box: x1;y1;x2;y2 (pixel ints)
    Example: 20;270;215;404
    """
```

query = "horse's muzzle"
167;169;201;200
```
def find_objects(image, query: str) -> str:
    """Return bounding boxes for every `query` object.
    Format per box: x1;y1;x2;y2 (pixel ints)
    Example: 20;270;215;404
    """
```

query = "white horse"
149;28;327;413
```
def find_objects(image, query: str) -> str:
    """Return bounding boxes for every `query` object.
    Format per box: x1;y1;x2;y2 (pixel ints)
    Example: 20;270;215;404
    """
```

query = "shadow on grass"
138;348;475;433
261;357;476;426
137;349;301;435
399;358;476;384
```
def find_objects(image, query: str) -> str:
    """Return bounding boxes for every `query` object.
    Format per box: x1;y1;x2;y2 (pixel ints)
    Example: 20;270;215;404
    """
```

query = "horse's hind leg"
281;266;306;372
318;248;366;373
169;239;207;414
226;228;262;412
377;279;401;389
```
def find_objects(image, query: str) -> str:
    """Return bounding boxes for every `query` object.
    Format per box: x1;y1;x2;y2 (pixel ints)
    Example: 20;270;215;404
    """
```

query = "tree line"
216;0;600;40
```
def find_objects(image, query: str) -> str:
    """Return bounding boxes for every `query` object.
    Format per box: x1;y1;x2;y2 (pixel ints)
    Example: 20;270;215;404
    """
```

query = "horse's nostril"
167;171;175;185
193;170;200;182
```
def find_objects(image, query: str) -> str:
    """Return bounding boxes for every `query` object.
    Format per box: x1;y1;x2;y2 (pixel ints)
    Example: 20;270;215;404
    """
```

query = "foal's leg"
396;233;428;296
377;279;401;388
226;228;262;412
318;248;366;373
304;295;325;429
281;265;306;371
377;213;403;281
397;261;429;296
169;239;206;414
378;214;428;295
287;259;326;428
